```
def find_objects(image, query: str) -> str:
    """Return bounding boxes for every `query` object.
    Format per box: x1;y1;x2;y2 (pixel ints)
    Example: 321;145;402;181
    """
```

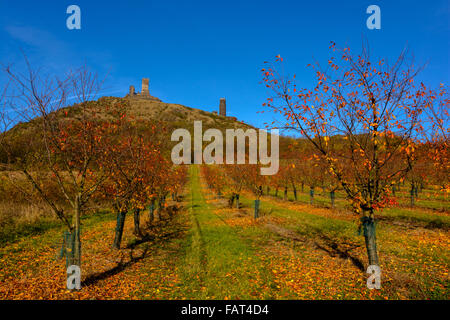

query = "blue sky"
1;0;448;129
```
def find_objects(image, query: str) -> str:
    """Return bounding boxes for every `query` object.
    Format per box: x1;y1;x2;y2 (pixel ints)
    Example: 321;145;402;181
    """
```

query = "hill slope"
100;96;252;131
0;95;296;163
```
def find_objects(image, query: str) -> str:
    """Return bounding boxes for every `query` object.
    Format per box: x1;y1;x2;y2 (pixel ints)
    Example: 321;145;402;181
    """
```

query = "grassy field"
269;185;449;212
0;166;448;299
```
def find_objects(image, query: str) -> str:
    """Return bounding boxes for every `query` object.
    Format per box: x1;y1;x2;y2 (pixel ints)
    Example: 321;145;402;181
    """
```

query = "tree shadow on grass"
82;206;188;287
313;234;365;272
265;223;365;272
81;246;149;287
126;228;186;249
376;215;449;231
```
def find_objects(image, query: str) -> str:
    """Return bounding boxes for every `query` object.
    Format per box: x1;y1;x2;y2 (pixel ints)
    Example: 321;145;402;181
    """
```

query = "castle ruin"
126;78;161;101
126;78;237;121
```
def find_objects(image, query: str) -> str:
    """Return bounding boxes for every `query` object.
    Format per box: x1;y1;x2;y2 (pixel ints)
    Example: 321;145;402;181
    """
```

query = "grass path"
171;165;277;299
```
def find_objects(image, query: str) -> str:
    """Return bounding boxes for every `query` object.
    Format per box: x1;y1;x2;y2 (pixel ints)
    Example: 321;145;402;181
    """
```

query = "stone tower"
125;78;161;101
219;98;226;116
141;78;150;97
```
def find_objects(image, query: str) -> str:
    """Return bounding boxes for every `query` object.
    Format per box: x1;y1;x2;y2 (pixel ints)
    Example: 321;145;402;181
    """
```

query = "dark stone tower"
219;98;226;116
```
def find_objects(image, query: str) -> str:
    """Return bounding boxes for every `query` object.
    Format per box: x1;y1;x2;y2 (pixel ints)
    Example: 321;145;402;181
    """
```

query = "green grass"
267;187;449;227
0;218;61;248
240;195;358;243
267;185;449;212
0;209;115;249
239;192;449;299
170;165;276;299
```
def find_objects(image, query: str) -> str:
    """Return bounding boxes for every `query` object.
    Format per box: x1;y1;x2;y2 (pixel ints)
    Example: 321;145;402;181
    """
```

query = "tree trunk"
254;199;260;218
149;199;155;222
301;182;304;193
133;208;141;236
157;197;164;221
63;230;74;269
73;225;81;266
266;186;270;195
113;210;127;249
330;191;335;207
361;215;379;265
275;188;278;197
293;185;298;201
309;187;314;205
229;194;235;208
284;186;288;200
235;194;240;209
410;184;415;207
71;197;81;267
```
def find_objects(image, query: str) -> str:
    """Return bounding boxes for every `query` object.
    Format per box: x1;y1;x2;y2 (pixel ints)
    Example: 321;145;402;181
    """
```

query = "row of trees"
269;147;444;207
202;163;265;216
202;42;448;269
202;143;447;269
202;144;445;217
0;61;187;273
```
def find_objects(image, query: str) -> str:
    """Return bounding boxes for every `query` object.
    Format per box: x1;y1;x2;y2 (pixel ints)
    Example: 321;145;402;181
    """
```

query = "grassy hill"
95;96;254;131
0;94;297;164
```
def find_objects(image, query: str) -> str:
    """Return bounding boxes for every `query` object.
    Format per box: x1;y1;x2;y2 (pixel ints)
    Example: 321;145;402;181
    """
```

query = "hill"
0;95;297;164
